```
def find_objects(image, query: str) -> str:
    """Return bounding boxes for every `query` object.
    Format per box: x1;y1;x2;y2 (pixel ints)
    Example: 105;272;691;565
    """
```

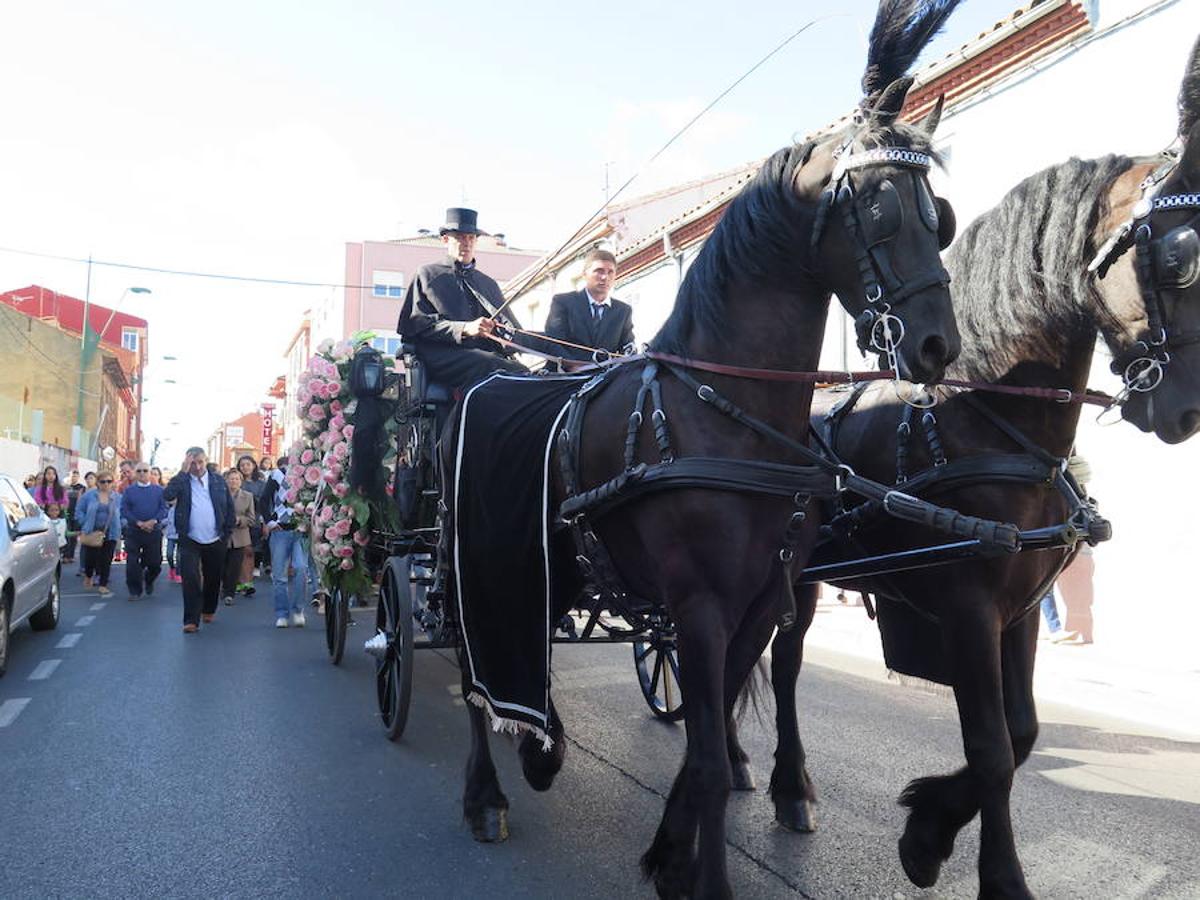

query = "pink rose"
342;425;354;440
330;414;345;431
335;545;354;558
292;503;304;514
340;505;353;517
329;462;343;477
300;449;315;464
333;442;349;460
304;466;321;485
319;505;333;522
335;519;352;537
333;483;349;498
316;542;332;558
308;404;327;420
339;558;354;570
323;470;337;484
324;526;340;541
353;531;370;546
330;400;343;414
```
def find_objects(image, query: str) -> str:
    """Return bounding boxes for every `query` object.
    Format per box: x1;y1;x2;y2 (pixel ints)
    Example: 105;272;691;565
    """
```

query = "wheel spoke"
650;649;663;696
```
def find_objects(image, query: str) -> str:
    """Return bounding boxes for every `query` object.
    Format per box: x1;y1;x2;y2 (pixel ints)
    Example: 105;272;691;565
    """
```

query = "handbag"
79;530;105;548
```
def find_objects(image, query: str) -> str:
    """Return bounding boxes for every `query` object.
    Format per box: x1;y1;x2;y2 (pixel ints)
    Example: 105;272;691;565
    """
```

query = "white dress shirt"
188;470;220;544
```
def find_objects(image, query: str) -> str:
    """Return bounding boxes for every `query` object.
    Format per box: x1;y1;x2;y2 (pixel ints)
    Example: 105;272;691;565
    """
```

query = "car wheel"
29;570;60;632
0;595;10;677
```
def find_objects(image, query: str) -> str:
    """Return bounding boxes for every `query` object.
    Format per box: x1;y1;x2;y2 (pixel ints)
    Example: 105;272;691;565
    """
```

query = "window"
121;327;139;351
0;479;25;529
370;336;402;356
372;270;405;298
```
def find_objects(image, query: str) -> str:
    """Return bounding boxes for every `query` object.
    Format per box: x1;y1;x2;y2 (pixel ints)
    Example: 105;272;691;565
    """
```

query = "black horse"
444;1;967;897
745;36;1200;900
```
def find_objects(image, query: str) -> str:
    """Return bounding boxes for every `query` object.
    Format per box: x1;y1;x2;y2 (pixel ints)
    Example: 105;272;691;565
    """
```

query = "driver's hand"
462;317;495;338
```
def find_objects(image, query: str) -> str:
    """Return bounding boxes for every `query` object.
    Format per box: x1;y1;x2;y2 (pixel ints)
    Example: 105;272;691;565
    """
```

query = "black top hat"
439;207;485;236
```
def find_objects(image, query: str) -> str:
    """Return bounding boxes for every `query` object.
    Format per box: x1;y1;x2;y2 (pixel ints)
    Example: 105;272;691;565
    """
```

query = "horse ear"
919;95;945;135
871;76;914;125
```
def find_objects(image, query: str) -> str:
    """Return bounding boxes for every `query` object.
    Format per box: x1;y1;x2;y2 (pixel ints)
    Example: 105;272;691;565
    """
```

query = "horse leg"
896;610;1040;891
722;604;784;792
519;696;567;792
769;581;819;832
898;607;1031;898
726;721;755;792
461;664;510;843
642;603;732;899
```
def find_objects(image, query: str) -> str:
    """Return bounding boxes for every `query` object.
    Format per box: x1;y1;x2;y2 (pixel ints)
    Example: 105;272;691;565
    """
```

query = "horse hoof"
898;833;941;888
774;798;817;833
467;807;509;843
731;761;756;791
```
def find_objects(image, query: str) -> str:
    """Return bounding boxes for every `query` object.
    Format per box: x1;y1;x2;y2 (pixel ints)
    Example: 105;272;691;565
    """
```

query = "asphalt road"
0;571;1197;899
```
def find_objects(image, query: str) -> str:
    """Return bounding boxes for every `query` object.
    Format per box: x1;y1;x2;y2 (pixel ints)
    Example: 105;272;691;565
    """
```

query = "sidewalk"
801;596;1200;740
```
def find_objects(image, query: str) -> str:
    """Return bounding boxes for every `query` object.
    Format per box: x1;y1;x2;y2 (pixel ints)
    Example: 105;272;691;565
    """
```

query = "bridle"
1089;152;1200;405
811;139;954;390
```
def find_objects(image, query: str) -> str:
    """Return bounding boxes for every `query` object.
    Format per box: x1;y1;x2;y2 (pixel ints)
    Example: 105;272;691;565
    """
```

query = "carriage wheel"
325;587;350;665
633;631;685;722
375;556;414;741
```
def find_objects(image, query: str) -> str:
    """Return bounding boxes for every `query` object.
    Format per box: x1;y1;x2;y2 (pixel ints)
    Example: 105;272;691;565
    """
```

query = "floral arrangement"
286;333;399;597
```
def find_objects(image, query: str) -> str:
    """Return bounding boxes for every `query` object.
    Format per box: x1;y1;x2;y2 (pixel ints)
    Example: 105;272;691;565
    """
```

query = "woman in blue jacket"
79;472;123;596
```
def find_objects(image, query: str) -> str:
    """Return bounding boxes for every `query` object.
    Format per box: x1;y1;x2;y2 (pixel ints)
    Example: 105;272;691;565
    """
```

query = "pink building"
340;235;543;352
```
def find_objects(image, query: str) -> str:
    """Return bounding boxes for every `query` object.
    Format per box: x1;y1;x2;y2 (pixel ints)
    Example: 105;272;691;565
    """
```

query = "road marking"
75;615;96;627
0;698;31;727
89;602;106;611
28;659;62;680
56;633;83;649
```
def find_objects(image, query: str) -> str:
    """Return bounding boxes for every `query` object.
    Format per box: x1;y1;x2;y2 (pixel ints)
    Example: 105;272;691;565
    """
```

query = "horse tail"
736;658;772;726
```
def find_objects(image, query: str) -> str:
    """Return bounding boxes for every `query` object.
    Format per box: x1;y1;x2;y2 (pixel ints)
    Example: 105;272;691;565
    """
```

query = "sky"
0;0;1021;466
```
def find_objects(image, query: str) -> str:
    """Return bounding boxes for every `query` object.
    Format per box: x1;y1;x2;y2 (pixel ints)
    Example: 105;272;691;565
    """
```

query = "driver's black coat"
397;258;526;388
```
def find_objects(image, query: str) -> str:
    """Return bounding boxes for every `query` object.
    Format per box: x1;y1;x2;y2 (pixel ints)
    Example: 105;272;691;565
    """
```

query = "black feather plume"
862;0;966;101
1179;36;1200;137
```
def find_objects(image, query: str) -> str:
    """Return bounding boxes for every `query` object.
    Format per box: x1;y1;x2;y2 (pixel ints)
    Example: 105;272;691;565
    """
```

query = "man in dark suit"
543;248;635;362
397;207;527;390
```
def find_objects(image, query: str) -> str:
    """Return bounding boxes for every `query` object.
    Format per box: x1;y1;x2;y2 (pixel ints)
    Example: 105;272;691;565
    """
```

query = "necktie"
592;303;604;321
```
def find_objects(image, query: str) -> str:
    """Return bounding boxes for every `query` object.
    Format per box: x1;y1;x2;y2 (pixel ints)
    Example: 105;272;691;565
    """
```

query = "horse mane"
649;142;813;352
862;0;964;102
945;155;1136;383
1180;35;1200;136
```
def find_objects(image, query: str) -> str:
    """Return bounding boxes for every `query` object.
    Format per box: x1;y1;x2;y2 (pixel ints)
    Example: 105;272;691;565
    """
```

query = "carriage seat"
400;342;454;405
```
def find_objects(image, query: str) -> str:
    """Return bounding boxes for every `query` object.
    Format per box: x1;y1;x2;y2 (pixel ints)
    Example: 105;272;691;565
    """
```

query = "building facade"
0;285;146;463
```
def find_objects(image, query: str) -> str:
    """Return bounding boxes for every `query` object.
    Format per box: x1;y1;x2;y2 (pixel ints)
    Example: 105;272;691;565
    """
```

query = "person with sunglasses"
77;472;122;595
121;462;168;600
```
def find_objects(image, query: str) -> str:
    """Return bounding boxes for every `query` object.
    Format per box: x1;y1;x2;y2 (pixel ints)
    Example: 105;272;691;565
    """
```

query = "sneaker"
97;586;112;596
243;584;255;597
128;593;140;602
1050;629;1080;644
291;612;306;628
223;595;234;606
275;617;289;628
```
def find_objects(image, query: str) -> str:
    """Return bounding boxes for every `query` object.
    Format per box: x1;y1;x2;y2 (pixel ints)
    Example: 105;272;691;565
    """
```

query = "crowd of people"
23;451;311;633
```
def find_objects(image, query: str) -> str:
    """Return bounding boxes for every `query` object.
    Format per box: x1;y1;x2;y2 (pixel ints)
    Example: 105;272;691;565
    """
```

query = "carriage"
343;343;691;739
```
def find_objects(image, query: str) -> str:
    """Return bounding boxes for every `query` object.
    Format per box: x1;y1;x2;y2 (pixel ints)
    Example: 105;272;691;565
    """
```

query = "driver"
397;207;527;390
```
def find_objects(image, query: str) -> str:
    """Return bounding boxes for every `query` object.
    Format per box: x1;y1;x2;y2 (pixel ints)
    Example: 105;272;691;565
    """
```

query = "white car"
0;474;60;676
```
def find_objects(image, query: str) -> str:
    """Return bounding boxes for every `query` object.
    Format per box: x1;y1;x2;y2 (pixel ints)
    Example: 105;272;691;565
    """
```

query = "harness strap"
645;351;896;384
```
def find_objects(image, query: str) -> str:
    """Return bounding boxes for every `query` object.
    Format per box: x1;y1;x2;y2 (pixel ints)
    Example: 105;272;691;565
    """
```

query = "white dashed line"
56;633;83;649
74;615;96;627
89;603;106;611
28;660;62;681
0;698;31;727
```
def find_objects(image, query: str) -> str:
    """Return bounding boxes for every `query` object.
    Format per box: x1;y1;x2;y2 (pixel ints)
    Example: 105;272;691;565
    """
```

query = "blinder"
858;179;903;247
935;196;956;250
1153;224;1200;289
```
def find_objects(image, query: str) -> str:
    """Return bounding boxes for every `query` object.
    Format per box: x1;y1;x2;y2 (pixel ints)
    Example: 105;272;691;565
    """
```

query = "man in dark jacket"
397;207;527;390
163;448;235;633
544;248;635;362
121;461;167;600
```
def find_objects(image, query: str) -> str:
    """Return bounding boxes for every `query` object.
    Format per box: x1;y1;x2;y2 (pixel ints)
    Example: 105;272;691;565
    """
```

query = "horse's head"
795;80;961;385
1091;43;1200;444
